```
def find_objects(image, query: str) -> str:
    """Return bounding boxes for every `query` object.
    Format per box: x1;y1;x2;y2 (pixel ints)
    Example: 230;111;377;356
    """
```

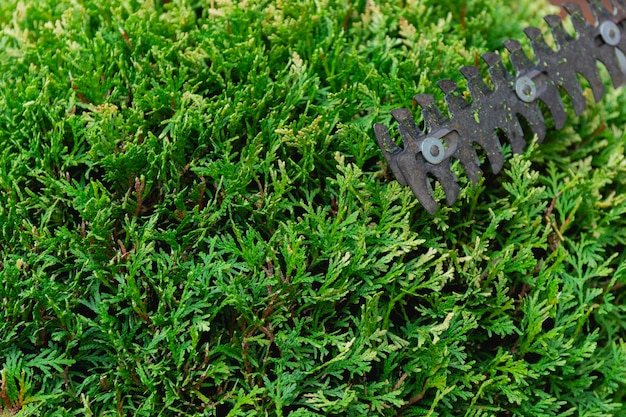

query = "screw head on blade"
421;137;446;164
599;21;621;45
515;76;538;102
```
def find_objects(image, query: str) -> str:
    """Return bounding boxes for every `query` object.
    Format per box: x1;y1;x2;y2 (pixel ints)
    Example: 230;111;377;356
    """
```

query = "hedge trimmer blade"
374;0;626;214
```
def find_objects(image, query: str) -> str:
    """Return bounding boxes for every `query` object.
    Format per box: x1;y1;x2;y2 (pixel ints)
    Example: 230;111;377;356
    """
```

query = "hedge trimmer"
374;0;626;214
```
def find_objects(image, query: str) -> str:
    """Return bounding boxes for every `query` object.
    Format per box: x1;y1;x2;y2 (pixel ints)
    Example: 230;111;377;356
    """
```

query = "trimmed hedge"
1;0;625;415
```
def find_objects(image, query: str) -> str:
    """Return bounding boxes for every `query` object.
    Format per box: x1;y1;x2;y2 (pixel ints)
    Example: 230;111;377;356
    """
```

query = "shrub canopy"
1;0;626;416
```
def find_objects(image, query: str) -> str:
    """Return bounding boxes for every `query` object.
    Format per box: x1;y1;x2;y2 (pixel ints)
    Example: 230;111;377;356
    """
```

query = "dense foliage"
1;0;626;415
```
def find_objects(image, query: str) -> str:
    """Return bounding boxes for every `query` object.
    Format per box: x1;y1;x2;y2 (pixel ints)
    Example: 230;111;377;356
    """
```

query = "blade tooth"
455;146;482;185
373;123;401;155
454;128;503;185
437;79;469;115
588;0;611;24
541;87;569;129
615;3;626;27
557;67;589;115
408;165;460;214
413;161;460;210
612;0;626;21
503;39;535;74
397;149;459;214
563;2;584;16
554;49;591;112
523;26;541;41
579;66;606;103
544;14;573;48
603;54;626;89
390;108;421;137
459;65;480;78
437;79;458;94
408;174;438;215
564;2;590;34
487;145;505;175
373;122;408;186
391;108;426;152
612;0;626;14
524;26;554;58
520;107;548;144
437;165;461;207
482;52;513;88
460;65;491;98
391;139;439;213
480;51;500;66
413;94;448;132
498;116;528;155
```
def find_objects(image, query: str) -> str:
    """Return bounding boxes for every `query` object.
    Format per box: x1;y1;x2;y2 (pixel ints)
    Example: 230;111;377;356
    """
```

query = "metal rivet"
515;76;537;102
600;21;621;46
421;137;445;164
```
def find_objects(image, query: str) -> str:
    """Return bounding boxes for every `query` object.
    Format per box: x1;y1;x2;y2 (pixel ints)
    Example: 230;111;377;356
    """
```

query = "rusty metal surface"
550;0;614;21
374;0;626;214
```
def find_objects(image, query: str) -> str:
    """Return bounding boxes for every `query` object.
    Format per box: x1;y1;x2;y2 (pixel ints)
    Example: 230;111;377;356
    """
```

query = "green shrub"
1;0;625;415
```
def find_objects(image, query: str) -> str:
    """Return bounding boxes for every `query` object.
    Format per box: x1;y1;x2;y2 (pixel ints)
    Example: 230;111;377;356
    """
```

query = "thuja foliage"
1;0;626;415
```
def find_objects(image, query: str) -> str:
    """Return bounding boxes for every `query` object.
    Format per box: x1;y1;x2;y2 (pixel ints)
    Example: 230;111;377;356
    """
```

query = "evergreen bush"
1;0;625;415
